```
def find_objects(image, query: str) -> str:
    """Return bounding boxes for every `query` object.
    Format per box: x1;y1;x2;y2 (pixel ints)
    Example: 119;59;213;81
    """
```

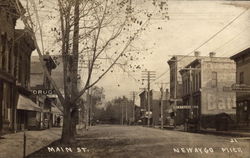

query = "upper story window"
239;72;244;84
212;71;217;87
1;34;7;71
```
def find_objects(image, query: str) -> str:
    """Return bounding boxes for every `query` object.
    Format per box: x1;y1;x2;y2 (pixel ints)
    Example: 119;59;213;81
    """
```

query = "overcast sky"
97;0;250;104
18;0;250;105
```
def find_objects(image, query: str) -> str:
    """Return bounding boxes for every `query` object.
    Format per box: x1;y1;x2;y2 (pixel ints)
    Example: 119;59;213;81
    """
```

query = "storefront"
16;95;41;131
236;95;250;127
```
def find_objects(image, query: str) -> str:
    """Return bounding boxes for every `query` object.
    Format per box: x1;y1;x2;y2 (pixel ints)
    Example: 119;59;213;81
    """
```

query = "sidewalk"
167;125;250;137
199;128;250;137
0;128;62;158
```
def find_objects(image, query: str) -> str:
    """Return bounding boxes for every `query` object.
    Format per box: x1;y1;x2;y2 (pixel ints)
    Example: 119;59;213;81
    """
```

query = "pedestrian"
57;116;61;127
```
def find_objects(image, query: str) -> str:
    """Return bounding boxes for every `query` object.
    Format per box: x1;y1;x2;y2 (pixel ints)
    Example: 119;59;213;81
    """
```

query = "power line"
153;8;249;83
215;27;250;56
177;8;248;62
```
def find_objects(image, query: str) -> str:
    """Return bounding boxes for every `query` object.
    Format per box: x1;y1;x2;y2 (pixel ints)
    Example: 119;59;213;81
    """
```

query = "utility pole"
132;91;136;124
174;61;177;128
125;100;128;125
156;82;168;129
79;57;100;129
142;70;156;127
121;101;124;125
189;66;193;119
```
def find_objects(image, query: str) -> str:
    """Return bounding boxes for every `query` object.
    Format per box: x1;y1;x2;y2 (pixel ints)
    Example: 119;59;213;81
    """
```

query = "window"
212;72;217;87
18;55;22;83
239;72;244;84
8;41;12;73
192;73;195;92
1;34;7;71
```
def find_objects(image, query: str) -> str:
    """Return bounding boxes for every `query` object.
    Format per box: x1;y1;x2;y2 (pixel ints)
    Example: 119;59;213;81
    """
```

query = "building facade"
167;54;198;125
139;90;169;126
0;1;39;134
180;53;236;129
0;0;19;134
15;29;40;131
30;54;60;129
230;48;250;128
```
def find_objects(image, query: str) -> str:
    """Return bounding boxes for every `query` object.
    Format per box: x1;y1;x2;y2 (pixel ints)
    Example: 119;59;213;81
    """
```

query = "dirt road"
28;125;250;158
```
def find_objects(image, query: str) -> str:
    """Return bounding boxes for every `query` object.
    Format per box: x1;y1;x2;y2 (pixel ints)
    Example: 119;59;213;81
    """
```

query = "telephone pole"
125;100;128;125
132;91;136;124
121;102;124;125
142;70;156;127
156;82;168;129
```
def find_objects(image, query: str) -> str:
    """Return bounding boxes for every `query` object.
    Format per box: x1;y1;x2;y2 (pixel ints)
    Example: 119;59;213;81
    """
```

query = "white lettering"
173;148;180;153
47;147;55;152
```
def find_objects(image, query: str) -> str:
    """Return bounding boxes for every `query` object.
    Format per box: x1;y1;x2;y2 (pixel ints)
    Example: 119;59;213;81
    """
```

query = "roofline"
230;47;250;60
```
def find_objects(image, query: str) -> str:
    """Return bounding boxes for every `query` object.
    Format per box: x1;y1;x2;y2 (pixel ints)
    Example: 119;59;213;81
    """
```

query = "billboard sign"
202;89;236;115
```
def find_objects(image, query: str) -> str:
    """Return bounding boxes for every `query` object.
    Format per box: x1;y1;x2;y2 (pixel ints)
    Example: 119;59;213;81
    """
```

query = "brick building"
230;47;250;128
15;30;39;131
0;1;39;133
180;53;236;129
167;53;199;125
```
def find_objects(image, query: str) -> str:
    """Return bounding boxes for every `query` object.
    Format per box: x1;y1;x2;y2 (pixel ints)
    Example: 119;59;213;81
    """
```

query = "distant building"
180;52;236;129
230;47;250;128
139;90;148;125
139;90;169;126
30;54;60;129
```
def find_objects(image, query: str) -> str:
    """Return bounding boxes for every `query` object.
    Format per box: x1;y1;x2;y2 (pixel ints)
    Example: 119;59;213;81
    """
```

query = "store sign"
223;84;250;93
32;89;56;95
176;105;198;109
232;84;250;91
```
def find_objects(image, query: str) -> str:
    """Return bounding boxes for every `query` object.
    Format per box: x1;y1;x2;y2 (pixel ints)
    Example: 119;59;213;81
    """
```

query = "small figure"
56;116;61;127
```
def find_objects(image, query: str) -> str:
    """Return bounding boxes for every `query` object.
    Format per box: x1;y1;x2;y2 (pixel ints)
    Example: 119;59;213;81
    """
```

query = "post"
125;100;127;125
174;61;177;128
23;131;26;158
160;86;164;129
121;102;124;125
89;88;93;126
86;88;90;129
147;71;150;127
132;92;135;124
189;67;193;119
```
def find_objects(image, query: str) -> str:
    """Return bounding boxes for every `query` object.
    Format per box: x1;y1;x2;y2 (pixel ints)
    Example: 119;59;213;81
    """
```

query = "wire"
177;9;249;62
153;8;249;83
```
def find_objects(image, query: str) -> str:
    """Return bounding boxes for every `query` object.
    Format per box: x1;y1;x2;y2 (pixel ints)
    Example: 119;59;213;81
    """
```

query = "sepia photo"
0;0;250;157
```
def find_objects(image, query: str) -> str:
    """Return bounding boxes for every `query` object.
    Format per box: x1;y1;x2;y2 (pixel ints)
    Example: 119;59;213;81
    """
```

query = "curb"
199;130;250;137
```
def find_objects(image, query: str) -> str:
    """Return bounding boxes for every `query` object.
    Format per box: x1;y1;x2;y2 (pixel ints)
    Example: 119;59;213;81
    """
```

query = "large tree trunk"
61;102;74;144
69;0;80;137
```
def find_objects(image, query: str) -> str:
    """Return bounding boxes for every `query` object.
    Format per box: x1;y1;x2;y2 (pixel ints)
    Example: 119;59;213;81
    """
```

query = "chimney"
194;51;200;57
209;52;216;58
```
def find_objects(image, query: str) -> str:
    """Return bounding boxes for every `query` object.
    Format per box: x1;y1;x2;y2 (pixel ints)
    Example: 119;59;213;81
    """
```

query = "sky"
17;0;250;105
95;0;250;104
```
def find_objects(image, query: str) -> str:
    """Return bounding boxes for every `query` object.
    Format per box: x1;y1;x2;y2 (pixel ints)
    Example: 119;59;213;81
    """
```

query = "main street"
28;125;250;158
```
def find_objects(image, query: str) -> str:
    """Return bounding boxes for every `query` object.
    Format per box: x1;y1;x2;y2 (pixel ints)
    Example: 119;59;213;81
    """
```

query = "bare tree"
14;0;169;143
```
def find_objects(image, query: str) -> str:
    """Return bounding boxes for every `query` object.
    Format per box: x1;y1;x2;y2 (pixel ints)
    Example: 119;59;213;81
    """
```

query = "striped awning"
17;95;41;112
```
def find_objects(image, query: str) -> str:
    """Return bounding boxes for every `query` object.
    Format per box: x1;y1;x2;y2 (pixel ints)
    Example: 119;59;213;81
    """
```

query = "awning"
17;95;41;112
51;103;63;114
